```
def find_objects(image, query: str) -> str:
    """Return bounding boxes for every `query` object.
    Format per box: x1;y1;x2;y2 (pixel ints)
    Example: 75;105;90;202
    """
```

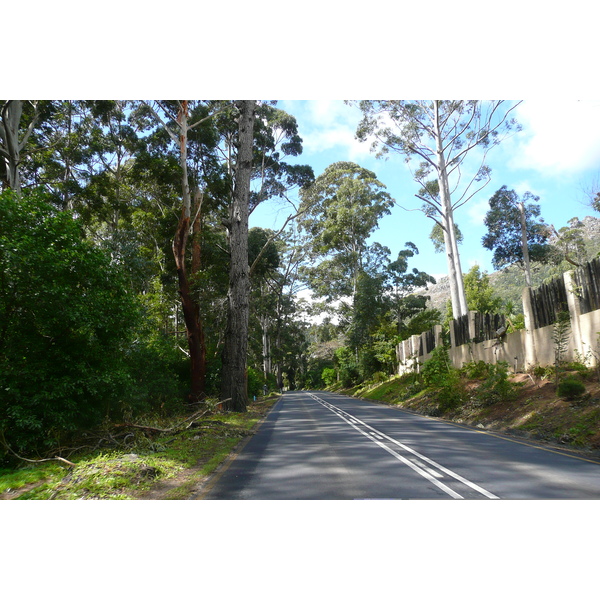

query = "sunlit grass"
1;396;279;500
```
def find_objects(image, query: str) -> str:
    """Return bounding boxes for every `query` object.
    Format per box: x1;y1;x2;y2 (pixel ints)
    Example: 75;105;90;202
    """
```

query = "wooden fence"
397;256;600;373
529;276;569;329
572;256;600;315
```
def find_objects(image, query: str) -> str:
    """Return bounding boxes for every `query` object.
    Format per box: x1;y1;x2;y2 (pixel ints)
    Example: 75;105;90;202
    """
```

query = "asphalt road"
198;390;600;499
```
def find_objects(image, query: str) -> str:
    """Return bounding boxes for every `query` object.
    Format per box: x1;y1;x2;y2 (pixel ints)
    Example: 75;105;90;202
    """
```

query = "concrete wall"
397;269;600;375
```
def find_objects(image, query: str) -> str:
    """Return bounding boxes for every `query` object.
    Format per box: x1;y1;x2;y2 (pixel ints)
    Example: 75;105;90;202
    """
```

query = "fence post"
468;311;478;342
434;324;443;349
522;286;538;368
563;270;583;358
449;318;457;348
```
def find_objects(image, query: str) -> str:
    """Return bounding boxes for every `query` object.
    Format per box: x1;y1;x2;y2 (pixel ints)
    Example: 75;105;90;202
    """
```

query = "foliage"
334;347;360;388
460;360;492;380
321;368;337;387
482;186;553;277
420;345;467;411
463;265;503;314
557;376;587;401
0;189;144;456
474;362;519;406
553;310;572;385
247;367;265;398
421;345;453;387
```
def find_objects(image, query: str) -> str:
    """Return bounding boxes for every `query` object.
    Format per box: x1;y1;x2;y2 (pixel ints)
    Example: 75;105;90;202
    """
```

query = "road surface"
198;390;600;499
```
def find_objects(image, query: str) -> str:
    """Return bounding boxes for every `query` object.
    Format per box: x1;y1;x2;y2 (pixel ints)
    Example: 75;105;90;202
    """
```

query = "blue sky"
250;100;600;282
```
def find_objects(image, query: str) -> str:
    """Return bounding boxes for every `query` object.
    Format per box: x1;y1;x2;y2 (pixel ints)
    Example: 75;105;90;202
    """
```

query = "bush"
247;367;264;398
475;362;518;406
335;347;360;387
436;370;468;412
557;377;586;400
321;368;337;387
0;190;141;455
421;345;467;412
397;372;424;401
460;360;492;380
421;344;452;387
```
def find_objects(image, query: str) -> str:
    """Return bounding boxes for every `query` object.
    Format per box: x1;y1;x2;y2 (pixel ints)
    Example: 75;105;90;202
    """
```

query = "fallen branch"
115;398;233;435
0;430;76;468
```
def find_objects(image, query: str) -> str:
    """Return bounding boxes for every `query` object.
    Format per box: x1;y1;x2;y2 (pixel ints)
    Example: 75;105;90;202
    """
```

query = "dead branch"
0;430;76;468
115;398;233;435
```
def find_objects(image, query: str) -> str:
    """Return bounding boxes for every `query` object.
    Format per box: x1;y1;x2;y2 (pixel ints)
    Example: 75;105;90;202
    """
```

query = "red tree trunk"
173;208;206;402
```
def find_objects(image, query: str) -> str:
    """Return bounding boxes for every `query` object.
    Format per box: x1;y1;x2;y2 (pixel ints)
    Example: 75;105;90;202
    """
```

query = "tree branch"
0;430;76;468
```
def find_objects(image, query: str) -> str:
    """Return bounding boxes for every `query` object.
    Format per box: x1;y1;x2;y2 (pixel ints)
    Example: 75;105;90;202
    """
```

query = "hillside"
341;369;600;455
421;215;600;314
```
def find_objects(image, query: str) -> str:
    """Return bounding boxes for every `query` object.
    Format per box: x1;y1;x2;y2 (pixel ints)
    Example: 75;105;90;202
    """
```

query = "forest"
2;99;599;463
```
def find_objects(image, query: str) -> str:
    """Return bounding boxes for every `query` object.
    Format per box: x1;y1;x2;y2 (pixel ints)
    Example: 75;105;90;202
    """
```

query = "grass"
332;369;600;452
1;396;279;500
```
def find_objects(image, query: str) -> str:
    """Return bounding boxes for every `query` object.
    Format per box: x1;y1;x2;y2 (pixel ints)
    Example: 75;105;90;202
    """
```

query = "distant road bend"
199;390;600;500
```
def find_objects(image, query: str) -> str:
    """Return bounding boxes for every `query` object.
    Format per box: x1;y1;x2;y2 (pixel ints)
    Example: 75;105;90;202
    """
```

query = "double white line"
310;394;499;500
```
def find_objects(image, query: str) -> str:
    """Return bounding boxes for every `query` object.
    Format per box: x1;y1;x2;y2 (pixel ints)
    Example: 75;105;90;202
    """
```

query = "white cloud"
509;100;600;174
512;180;542;197
466;197;490;226
284;100;374;162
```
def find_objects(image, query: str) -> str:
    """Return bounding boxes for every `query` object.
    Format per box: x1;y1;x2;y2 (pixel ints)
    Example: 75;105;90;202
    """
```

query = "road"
198;390;600;499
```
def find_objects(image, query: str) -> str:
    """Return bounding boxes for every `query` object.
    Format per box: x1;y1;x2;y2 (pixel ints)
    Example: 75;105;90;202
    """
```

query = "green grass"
1;397;278;500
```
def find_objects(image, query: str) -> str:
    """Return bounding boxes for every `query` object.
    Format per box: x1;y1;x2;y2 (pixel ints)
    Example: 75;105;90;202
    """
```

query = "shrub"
436;370;468;412
335;347;360;387
0;190;141;455
421;344;452;387
461;360;492;380
557;377;586;400
475;362;518;406
247;367;264;398
321;368;337;387
421;345;466;412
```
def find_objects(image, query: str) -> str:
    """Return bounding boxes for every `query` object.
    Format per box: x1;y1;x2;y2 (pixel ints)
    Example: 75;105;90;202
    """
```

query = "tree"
386;242;436;336
220;100;256;412
0;189;140;454
298;161;394;302
0;101;50;192
482;186;553;286
140;100;225;402
551;218;588;268
463;265;502;314
354;100;521;318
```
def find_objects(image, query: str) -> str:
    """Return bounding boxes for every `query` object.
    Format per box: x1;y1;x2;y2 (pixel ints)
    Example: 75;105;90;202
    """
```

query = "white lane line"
311;394;499;500
311;395;463;499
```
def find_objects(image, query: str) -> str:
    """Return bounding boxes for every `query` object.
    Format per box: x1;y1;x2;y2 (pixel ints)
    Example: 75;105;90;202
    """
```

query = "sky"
250;100;600;282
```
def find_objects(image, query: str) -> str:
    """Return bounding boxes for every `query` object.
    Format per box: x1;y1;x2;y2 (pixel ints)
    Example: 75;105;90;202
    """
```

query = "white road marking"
310;393;499;500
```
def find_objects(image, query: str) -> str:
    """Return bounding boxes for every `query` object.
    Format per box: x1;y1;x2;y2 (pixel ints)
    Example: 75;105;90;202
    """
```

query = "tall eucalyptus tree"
298;161;394;303
354;100;521;317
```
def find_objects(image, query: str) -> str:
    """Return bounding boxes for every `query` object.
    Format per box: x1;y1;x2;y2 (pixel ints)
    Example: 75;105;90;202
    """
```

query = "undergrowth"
0;396;278;500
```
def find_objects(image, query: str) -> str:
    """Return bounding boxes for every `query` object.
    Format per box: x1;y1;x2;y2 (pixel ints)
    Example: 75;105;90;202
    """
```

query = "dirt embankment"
399;373;600;453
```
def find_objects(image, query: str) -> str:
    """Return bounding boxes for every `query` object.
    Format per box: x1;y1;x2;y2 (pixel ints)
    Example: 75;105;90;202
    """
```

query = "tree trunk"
0;101;23;192
220;100;256;412
173;208;206;400
261;313;271;378
434;101;468;318
519;201;533;287
172;102;206;402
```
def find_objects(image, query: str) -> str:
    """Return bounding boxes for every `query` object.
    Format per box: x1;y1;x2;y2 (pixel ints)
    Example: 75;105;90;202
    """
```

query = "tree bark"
173;205;206;400
220;100;256;412
434;101;468;317
172;102;206;401
0;101;23;192
519;201;533;287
